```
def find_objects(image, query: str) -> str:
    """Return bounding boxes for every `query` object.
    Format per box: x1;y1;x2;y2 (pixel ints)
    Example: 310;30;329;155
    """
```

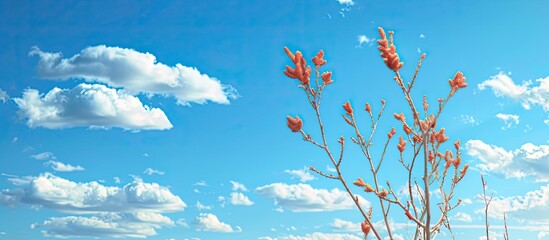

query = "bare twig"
481;174;493;240
504;212;510;240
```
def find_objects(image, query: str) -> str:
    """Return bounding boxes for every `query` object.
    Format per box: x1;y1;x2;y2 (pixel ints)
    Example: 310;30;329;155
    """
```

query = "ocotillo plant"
283;27;469;240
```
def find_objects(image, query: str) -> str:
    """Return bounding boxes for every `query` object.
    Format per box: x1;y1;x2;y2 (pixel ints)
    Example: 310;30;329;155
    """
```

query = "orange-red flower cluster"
453;156;462;169
365;103;371;113
312;50;327;67
405;211;414;220
321;71;333;85
454;139;461;150
428;150;435;163
377;27;403;71
283;47;312;85
388;127;396;139
361;221;371;236
343;101;353;116
394;113;405;122
435;128;449;143
353;177;366;187
403;124;412;135
286;115;303;133
378;189;388;198
364;183;374;193
423;96;429;112
460;164;469;176
420;114;436;131
397;136;406;152
449;71;468;90
444;150;454;170
412;134;422;143
457;164;469;182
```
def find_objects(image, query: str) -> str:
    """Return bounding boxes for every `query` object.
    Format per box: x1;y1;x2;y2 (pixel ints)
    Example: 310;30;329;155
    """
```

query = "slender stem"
423;134;431;240
481;175;493;240
313;105;383;240
350;115;393;239
504;212;510;240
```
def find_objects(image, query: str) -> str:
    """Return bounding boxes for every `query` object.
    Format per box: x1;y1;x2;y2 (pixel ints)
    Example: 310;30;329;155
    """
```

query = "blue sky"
0;0;548;239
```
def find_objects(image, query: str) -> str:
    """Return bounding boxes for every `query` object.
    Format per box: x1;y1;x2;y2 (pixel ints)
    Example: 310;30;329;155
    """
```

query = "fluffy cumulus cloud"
45;161;85;172
337;0;354;6
0;88;8;103
280;232;362;240
255;183;369;212
331;218;359;232
143;168;165;176
460;114;481;126
0;173;186;213
30;152;56;160
452;212;473;222
284;167;316;182
32;212;174;238
495;113;519;129
229;192;254;206
193;213;240;233
483;184;549;224
478;72;549;111
466;140;549;182
13;83;172;130
29;45;237;105
0;173;185;238
195;201;212;211
230;180;248;192
356;35;374;48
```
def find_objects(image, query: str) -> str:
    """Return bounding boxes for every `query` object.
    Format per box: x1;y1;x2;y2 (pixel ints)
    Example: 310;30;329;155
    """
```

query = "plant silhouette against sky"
284;27;469;240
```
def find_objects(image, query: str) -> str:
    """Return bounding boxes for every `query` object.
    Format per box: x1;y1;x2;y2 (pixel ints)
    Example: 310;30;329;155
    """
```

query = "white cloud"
29;45;237;105
495;113;519;129
217;196;226;208
255;183;369;212
13;84;172;130
284;167;316;182
176;218;189;228
195;201;212;211
462;198;473;205
478;72;549;111
466;140;549;182
356;35;373;48
419;33;426;38
1;174;185;238
460;114;481;126
0;173;186;213
259;237;277;240
481;184;549;224
194;181;207;186
229;192;254;206
479;230;505;240
453;224;549;232
230;180;248;192
337;0;354;6
144;168;165;176
452;212;473;222
45;161;85;172
33;212;173;238
30;152;56;160
0;88;8;103
281;232;362;240
194;213;240;233
330;218;359;232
